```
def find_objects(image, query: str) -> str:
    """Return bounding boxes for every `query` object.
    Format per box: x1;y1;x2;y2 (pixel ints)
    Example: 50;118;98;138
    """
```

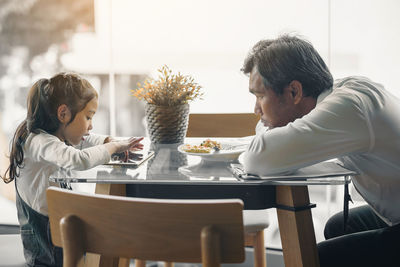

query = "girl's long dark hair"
2;73;98;183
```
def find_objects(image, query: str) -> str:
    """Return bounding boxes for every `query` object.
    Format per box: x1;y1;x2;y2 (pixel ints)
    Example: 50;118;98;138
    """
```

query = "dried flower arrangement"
132;65;203;106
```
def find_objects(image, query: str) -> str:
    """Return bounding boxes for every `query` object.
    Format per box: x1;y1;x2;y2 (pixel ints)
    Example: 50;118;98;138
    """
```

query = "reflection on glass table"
178;160;235;179
50;137;354;186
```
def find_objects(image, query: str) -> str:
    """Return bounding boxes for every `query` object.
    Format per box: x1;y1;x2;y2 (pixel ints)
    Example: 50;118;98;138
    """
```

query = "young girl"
1;72;143;266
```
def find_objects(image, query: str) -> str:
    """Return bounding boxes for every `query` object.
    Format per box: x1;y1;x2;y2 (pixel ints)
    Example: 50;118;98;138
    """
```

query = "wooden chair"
187;113;269;267
186;113;260;137
47;187;245;267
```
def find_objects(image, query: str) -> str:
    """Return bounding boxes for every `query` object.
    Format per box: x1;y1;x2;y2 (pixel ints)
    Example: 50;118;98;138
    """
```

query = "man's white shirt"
243;76;400;225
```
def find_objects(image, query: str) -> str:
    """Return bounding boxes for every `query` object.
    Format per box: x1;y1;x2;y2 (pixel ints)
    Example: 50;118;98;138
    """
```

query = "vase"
146;142;188;180
145;103;189;144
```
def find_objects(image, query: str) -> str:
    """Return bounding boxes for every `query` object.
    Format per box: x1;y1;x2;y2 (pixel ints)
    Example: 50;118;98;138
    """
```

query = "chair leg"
253;231;266;267
118;258;130;267
135;259;146;267
164;262;174;267
245;231;267;267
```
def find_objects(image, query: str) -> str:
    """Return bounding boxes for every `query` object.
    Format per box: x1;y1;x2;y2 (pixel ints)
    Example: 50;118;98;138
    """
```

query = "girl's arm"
78;134;144;154
78;133;109;149
27;134;143;171
103;137;144;155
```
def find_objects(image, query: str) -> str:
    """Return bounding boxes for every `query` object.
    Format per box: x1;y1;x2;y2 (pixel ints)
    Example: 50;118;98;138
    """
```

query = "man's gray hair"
242;34;333;98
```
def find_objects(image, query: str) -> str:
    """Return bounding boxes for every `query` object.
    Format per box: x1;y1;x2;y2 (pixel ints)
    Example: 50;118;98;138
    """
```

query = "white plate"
178;160;234;178
177;143;247;162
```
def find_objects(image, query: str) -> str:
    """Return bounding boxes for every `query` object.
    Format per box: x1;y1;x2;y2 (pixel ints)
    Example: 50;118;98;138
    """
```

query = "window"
1;0;398;249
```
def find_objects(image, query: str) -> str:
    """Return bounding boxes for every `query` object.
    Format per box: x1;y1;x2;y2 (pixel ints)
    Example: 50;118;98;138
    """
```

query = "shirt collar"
316;88;333;105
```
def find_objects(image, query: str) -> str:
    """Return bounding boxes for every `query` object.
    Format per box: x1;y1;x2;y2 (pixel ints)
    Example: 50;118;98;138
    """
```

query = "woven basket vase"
146;143;188;179
145;103;189;144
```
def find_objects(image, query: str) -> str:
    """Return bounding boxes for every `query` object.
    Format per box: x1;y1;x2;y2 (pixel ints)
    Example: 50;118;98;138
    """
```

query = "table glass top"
50;138;353;186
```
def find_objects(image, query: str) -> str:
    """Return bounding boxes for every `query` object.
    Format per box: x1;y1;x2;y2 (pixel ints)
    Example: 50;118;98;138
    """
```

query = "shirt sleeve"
242;92;373;176
78;133;108;149
27;134;111;171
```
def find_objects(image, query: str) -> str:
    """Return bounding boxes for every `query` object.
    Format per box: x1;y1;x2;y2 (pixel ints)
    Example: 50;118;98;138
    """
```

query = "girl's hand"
105;137;144;155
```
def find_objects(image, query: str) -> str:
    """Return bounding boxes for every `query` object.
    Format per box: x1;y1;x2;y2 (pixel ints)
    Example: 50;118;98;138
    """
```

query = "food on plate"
200;139;222;149
181;144;212;153
181;139;222;153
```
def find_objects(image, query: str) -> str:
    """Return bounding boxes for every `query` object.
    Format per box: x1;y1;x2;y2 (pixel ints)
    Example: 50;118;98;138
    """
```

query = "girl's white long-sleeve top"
16;131;110;215
242;76;400;226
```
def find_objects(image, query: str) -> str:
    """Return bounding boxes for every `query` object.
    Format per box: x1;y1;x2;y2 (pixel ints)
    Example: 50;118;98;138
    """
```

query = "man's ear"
57;104;71;123
287;80;303;105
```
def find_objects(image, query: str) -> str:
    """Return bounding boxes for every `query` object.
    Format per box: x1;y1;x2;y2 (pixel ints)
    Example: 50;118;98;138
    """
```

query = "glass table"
50;138;356;267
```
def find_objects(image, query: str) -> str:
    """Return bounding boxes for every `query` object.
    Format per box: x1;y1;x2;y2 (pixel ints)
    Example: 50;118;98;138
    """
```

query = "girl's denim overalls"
15;183;63;266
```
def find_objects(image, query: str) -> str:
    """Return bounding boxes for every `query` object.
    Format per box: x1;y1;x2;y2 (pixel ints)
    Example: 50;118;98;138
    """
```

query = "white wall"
63;0;400;116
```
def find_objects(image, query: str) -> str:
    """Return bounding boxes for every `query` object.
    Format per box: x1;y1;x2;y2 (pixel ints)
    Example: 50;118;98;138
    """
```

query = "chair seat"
243;209;270;233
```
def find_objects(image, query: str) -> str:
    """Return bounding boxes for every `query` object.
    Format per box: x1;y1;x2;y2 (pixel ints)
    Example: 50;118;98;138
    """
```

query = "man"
241;35;400;267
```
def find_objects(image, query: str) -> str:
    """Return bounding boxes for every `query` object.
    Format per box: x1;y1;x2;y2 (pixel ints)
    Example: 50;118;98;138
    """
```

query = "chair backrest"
47;187;245;267
186;113;259;137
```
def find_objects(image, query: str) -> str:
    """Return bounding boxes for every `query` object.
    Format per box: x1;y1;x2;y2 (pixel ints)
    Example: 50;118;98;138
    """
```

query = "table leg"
276;185;320;267
82;184;129;267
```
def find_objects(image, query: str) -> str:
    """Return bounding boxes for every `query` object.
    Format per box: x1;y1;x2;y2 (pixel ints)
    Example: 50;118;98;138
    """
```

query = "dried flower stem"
131;65;203;106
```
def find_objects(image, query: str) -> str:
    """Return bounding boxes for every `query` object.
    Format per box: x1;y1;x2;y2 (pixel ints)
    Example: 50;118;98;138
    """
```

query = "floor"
0;196;25;266
128;248;284;267
0;236;283;267
0;234;25;267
